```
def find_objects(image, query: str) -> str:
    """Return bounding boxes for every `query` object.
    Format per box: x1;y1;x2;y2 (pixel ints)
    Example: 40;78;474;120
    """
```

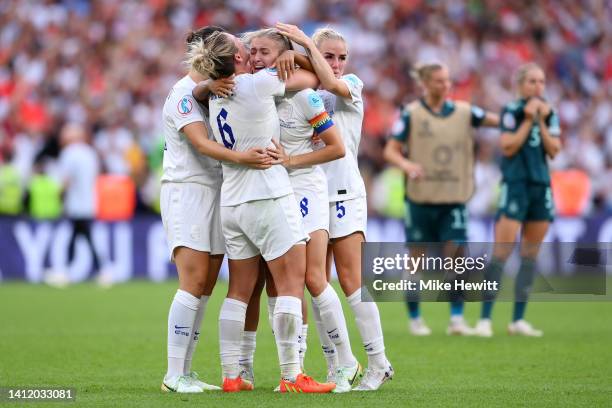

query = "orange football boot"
222;377;254;392
279;373;335;393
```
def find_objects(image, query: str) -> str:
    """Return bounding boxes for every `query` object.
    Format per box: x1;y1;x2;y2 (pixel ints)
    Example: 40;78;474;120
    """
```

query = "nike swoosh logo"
326;329;337;334
174;325;190;330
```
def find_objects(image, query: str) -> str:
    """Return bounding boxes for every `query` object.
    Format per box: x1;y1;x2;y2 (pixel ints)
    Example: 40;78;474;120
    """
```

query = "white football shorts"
221;193;308;261
291;173;329;235
160;182;225;261
328;196;367;239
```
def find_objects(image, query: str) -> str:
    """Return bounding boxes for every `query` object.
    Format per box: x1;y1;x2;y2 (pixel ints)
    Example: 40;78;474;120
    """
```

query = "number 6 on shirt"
216;108;235;149
336;201;346;219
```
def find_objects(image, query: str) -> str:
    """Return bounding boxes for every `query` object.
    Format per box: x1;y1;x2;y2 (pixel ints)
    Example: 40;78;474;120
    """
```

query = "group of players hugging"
159;22;560;394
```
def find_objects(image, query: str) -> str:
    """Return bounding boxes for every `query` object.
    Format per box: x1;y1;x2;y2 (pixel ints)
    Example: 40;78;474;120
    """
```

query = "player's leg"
332;235;393;392
217;202;261;392
163;247;211;393
475;215;521;337
77;218;102;273
403;199;431;336
299;297;308;371
440;205;473;335
259;195;334;393
66;218;79;265
239;263;265;385
265;244;306;381
179;184;224;386
306;229;361;392
325;244;334;282
476;182;526;337
160;183;219;392
320;237;339;370
508;219;549;337
184;253;224;388
220;256;260;392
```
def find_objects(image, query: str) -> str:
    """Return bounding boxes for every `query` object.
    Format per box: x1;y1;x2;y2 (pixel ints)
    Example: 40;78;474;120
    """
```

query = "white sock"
239;330;257;368
313;284;357;368
166;289;200;379
267;296;277;333
273;296;302;381
298;324;308;369
312;298;339;371
184;295;209;374
347;288;387;370
450;315;465;324
219;298;247;379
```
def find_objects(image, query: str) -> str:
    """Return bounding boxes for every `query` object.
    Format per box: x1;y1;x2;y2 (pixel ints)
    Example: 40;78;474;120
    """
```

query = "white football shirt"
208;68;293;206
161;75;222;188
277;88;331;194
316;74;366;201
277;89;332;177
58;142;99;218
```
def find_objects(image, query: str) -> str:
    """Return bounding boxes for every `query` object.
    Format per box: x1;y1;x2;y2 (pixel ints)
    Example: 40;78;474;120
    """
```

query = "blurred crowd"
0;0;610;220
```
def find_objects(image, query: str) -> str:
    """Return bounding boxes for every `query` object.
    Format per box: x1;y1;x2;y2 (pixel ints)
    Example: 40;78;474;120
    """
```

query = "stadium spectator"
0;0;609;217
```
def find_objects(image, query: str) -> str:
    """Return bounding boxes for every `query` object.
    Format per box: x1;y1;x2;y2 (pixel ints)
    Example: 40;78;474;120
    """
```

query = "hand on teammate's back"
239;148;275;169
266;139;289;167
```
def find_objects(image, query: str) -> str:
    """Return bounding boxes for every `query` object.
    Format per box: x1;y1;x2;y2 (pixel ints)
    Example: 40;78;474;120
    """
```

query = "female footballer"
160;26;275;393
237;28;362;393
476;62;561;337
276;23;394;391
383;62;499;336
190;31;335;393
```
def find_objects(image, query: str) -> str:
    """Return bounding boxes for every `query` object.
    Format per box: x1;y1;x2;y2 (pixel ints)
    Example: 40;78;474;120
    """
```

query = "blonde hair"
186;31;237;79
515;62;544;85
243;28;292;53
312;27;347;49
411;62;445;85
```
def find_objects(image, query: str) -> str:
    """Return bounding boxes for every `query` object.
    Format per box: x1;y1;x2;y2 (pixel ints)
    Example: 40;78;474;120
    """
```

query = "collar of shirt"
419;98;455;117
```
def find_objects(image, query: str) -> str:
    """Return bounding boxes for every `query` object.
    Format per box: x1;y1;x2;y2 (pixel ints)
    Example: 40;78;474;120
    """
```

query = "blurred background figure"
383;62;499;336
43;122;101;286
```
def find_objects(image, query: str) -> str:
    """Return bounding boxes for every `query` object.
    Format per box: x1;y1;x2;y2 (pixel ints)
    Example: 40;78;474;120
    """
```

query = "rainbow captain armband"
309;112;334;134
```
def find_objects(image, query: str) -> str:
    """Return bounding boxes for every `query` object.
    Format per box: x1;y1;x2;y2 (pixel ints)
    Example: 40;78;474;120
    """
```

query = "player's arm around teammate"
477;63;562;338
277;23;394;391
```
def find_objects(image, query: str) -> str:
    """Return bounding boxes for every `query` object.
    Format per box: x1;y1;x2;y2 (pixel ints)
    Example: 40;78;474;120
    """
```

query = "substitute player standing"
383;62;499;336
277;23;394;391
160;26;273;393
475;63;561;337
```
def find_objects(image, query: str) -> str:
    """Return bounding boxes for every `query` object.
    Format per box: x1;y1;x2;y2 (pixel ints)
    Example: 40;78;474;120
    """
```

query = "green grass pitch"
1;281;611;407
